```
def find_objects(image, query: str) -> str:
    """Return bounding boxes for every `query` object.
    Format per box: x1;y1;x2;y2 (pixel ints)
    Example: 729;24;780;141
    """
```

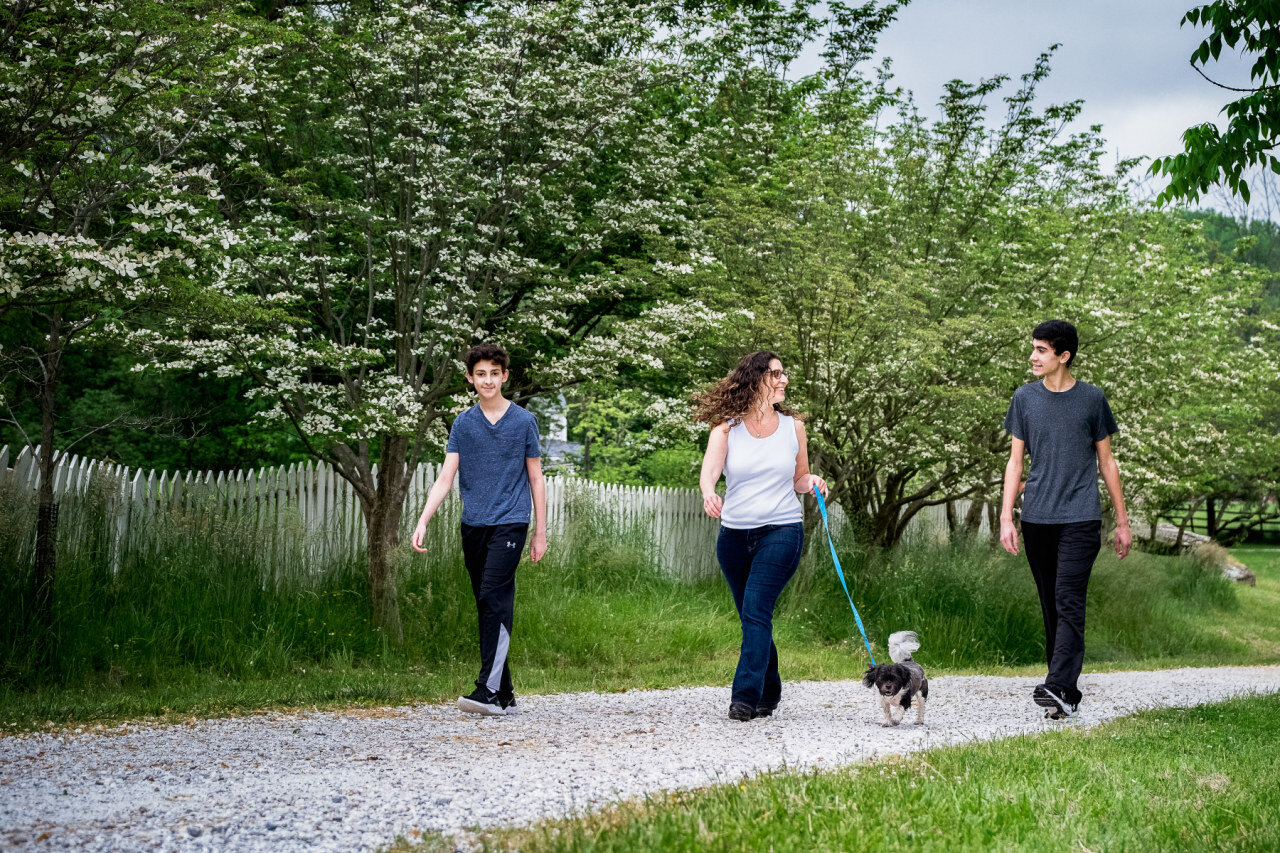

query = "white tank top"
721;413;803;529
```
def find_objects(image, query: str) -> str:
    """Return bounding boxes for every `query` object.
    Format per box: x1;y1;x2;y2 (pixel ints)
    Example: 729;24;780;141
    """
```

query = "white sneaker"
457;690;506;717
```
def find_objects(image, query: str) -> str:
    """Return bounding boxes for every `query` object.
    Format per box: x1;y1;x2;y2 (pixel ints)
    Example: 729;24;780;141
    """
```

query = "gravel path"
4;665;1279;851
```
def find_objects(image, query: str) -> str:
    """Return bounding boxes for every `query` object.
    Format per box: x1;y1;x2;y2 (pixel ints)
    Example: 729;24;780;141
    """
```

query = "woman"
695;351;828;722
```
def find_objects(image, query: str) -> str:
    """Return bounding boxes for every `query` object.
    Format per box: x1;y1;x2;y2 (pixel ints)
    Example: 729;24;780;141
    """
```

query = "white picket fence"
0;445;980;581
0;445;728;580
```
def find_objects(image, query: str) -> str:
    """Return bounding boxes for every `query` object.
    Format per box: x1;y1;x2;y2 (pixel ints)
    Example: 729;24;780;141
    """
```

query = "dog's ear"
862;665;878;688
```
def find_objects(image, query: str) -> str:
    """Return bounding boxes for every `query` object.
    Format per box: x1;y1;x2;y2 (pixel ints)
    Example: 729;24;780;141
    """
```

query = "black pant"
1021;520;1102;705
461;522;528;699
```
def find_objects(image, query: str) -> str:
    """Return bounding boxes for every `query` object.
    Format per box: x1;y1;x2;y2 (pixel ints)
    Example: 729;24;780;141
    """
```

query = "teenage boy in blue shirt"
412;343;547;716
999;320;1133;720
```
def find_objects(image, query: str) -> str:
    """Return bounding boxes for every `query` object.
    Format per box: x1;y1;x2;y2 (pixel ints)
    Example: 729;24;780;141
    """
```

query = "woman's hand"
798;473;828;498
411;521;428;553
699;424;729;518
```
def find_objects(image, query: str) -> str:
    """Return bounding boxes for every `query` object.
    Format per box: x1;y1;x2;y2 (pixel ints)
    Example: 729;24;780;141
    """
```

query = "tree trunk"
1174;497;1203;550
359;435;414;646
869;507;896;549
963;497;986;539
34;309;64;671
1206;496;1217;540
365;508;403;647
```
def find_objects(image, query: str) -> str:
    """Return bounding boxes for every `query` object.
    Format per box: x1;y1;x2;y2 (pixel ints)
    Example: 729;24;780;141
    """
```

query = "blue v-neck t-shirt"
446;402;542;526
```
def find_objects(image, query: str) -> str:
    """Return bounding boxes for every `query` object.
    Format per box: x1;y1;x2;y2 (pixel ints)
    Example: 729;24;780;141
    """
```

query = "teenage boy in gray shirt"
999;320;1132;719
412;343;547;716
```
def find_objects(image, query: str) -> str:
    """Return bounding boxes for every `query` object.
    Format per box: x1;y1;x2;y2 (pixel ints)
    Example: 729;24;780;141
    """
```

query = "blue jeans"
716;522;804;707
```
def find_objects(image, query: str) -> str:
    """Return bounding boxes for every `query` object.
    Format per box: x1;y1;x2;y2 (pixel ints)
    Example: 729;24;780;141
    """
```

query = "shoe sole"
457;697;507;717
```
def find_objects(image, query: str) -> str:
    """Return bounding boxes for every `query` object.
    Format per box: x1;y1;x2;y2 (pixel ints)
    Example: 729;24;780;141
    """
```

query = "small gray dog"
862;630;928;726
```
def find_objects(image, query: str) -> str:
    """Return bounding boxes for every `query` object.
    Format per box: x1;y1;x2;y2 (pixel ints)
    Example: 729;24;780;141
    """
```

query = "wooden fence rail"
0;446;974;581
0;445;730;580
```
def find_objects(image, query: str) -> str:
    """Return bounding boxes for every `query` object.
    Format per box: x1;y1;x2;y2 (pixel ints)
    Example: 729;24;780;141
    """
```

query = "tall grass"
0;475;707;689
0;473;1249;713
786;518;1244;670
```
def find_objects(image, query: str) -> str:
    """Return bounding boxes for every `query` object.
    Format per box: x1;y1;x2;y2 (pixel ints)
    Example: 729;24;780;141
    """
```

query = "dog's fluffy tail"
888;630;920;663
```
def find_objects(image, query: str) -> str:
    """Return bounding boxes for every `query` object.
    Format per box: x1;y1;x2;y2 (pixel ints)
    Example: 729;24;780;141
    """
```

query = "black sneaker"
728;701;755;722
458;688;506;717
1033;684;1077;717
498;695;521;716
754;701;778;718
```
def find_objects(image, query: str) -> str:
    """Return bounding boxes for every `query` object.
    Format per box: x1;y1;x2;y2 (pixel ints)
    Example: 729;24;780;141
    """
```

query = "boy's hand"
411;522;428;553
529;531;547;562
999;518;1019;556
1114;522;1132;559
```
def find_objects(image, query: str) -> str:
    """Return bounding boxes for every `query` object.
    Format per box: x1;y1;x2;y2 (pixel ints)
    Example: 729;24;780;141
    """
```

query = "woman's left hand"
806;474;828;498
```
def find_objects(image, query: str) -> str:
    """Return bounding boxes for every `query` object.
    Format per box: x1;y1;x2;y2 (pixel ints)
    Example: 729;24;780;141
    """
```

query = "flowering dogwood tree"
0;0;243;649
704;52;1280;548
136;0;816;641
1059;214;1280;537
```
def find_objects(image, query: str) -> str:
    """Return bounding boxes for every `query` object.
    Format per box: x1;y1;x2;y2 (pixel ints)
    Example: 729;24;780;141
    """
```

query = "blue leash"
812;486;876;665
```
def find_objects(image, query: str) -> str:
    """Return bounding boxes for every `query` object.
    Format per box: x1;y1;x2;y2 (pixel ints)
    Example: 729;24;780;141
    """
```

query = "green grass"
474;693;1280;852
2;477;1277;730
1205;544;1280;661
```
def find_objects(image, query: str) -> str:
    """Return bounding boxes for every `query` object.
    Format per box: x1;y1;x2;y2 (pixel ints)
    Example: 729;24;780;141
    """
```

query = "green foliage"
1184;207;1280;309
566;389;702;486
643;449;702;488
0;330;307;471
1152;1;1280;203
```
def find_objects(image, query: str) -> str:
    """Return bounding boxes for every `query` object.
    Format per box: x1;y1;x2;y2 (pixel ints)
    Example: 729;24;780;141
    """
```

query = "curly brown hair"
691;350;804;425
465;342;509;373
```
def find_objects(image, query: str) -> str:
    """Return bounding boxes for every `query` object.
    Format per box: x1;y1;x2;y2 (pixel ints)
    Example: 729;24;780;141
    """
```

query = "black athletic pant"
1020;519;1102;705
461;522;528;699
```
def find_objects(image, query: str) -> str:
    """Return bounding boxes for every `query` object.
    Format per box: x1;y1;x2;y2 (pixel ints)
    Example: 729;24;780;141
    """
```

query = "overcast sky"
792;0;1258;205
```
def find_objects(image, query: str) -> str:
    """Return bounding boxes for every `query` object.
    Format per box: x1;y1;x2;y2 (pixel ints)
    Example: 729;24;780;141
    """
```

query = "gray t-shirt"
1003;380;1118;524
446;402;541;526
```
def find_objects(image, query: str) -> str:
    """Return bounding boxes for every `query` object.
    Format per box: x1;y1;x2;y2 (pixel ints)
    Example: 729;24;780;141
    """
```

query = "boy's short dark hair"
1032;319;1078;366
465;342;510;373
